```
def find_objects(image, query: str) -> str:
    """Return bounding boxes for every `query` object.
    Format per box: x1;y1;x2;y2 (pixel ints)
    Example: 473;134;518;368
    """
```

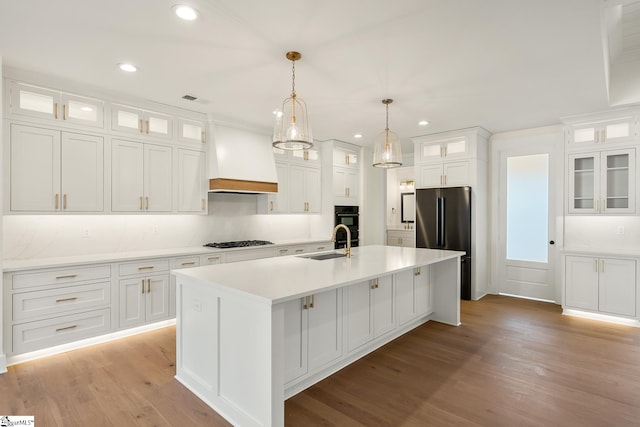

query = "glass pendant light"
372;99;402;168
273;51;313;150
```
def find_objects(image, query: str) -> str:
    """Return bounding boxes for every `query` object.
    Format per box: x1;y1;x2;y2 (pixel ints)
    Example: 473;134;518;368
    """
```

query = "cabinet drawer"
12;265;111;290
13;282;111;321
200;253;224;265
174;256;200;269
118;259;169;276
13;308;111;354
225;248;275;263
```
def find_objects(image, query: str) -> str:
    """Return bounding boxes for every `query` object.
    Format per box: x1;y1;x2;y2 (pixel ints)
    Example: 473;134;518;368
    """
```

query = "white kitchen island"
172;245;463;427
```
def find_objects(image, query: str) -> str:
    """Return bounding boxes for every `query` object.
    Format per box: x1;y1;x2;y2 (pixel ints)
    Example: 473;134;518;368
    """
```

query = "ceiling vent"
182;94;198;101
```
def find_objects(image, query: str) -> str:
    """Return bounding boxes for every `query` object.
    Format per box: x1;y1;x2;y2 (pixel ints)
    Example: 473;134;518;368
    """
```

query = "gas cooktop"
203;240;274;249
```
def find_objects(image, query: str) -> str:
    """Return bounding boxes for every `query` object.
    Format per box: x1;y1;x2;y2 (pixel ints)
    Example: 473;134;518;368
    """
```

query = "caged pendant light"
273;51;313;150
372;98;402;168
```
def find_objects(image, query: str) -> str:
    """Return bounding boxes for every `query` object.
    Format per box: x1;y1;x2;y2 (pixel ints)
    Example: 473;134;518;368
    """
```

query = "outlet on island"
617;226;625;235
152;225;159;235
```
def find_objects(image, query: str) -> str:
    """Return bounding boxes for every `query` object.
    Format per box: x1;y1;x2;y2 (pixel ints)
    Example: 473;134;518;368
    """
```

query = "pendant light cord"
291;60;296;96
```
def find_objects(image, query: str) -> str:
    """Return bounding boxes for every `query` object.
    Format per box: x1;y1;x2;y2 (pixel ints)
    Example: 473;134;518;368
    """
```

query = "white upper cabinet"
177;118;206;145
9;81;104;128
10;124;103;213
333;167;359;206
566;116;636;147
416;136;469;163
567;148;635;214
267;162;290;214
111;104;173;139
289;165;321;213
111;139;172;212
177;149;206;213
333;144;359;168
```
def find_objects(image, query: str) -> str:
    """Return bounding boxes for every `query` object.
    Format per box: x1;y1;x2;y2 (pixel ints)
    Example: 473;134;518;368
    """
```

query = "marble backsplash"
3;193;330;260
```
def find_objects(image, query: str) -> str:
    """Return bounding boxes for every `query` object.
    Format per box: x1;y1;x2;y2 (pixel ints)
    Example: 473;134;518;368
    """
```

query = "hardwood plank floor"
1;295;639;426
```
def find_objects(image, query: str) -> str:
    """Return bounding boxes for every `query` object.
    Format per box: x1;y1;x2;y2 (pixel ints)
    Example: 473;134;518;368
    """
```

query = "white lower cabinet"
395;267;432;327
345;275;394;353
284;288;343;384
565;255;636;317
119;274;170;328
4;263;113;355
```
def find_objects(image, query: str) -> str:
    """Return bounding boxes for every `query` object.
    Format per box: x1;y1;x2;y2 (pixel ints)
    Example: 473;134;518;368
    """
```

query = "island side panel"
175;274;283;427
430;257;461;325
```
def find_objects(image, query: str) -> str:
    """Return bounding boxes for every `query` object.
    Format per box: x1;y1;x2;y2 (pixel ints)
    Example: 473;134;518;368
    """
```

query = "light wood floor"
1;295;639;426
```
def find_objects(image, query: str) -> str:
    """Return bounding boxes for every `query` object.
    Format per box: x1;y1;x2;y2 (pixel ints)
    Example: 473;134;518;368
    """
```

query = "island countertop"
172;245;464;305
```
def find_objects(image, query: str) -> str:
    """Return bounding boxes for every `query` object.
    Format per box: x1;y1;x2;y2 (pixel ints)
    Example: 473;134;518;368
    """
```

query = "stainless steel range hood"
209;124;278;194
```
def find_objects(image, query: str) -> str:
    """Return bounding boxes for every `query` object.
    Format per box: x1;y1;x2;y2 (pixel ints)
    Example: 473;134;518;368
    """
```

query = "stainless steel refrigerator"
416;186;472;300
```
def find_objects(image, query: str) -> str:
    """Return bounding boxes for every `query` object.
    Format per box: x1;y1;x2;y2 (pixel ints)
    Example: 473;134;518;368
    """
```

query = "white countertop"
562;247;640;258
172;245;464;305
2;238;331;272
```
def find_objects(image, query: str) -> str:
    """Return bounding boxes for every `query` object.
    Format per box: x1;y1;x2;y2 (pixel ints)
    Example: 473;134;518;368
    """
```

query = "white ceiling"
0;0;621;152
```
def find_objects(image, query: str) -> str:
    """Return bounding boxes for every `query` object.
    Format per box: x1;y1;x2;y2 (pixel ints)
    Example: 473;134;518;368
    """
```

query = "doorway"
493;130;561;302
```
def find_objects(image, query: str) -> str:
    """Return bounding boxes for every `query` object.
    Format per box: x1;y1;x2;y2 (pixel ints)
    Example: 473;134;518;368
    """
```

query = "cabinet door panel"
395;270;416;326
565;256;598;311
415;266;432;316
443;161;470;186
10;124;61;211
345;281;373;352
112;139;144;212
112;105;144;134
146;275;170;322
305;168;322;212
10;81;59;120
308;289;342;370
568;153;599;213
61;93;104;128
177;149;205;212
284;298;308;383
601;149;635;215
269;163;289;213
373;276;395;337
598;258;636;317
144;144;173;212
418;164;443;188
119;278;145;327
61;133;104;212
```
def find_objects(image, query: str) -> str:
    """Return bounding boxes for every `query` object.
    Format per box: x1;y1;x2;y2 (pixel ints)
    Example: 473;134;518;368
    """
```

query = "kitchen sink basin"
298;252;347;260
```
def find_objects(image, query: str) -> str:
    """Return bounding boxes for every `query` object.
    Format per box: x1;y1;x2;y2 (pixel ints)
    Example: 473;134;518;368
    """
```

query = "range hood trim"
209;178;278;194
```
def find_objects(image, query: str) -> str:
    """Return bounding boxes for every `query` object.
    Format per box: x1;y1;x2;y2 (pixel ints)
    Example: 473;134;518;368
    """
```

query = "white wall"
361;148;385;245
3;194;327;259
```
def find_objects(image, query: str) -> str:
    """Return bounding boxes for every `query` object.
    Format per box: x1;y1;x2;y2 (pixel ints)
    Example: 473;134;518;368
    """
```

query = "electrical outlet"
83;227;90;238
617;226;625;235
152;225;159;235
193;301;202;312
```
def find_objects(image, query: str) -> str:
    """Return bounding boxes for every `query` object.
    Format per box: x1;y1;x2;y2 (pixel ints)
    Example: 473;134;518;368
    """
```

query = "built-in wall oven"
334;205;359;249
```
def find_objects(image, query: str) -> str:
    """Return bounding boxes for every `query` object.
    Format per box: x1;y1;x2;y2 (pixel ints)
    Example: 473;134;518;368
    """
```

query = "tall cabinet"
411;127;490;300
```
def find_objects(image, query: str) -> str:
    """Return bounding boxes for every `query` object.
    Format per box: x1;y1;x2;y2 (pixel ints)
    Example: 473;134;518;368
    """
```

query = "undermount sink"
298;252;347;260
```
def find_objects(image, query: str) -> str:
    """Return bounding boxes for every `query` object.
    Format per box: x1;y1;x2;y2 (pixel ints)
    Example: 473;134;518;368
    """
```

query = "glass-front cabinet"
567;117;635;147
568;149;635;214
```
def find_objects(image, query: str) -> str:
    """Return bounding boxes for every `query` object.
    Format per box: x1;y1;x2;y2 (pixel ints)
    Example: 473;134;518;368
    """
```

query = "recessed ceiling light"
173;5;199;21
418;120;429;126
354;134;363;139
118;63;137;73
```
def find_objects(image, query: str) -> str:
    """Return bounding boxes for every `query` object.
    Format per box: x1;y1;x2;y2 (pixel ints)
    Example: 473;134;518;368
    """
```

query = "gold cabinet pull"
63;194;67;210
181;261;196;266
594;259;598;272
55;274;77;279
147;278;151;293
56;325;77;332
345;154;349;165
317;246;325;250
201;131;206;143
303;296;308;310
344;188;348;197
139;196;143;210
62;104;67;120
303;151;308;161
146;196;149;210
139;119;143;133
56;297;78;303
201;198;206;211
54;103;59;119
295;249;304;253
55;193;60;210
146;120;150;134
601;259;605;273
601;199;605;212
309;294;314;308
137;266;154;270
142;279;145;294
602;129;607;142
279;249;289;254
207;256;220;261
